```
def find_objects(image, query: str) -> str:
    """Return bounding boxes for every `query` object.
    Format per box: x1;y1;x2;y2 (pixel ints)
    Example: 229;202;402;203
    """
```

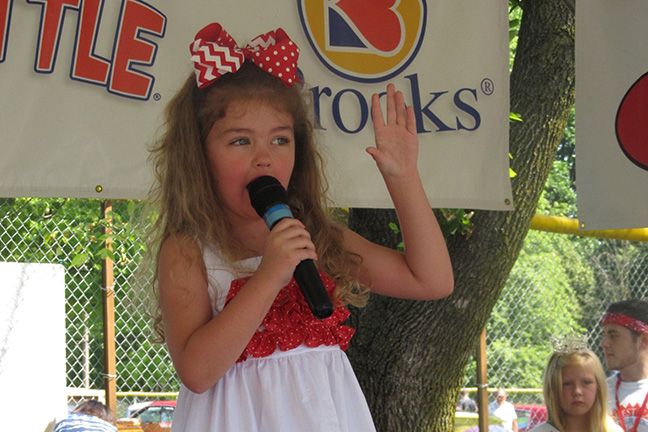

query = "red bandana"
602;312;648;334
190;23;300;88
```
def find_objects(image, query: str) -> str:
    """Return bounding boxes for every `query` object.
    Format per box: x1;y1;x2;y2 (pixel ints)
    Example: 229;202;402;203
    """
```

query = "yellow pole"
530;214;648;242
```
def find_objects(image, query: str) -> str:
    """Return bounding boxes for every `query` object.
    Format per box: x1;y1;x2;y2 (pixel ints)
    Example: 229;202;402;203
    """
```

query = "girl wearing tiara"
530;347;622;432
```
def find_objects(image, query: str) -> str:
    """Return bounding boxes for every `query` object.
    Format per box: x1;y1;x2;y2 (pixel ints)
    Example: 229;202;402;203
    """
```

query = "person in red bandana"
601;299;648;432
147;22;453;432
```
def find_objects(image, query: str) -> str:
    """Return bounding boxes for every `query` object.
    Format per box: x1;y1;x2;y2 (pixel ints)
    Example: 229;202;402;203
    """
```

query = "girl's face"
205;99;295;222
560;363;598;419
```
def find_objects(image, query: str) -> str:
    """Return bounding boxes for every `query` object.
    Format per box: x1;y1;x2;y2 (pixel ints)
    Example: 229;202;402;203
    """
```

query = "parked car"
125;402;151;418
515;404;547;431
117;400;176;432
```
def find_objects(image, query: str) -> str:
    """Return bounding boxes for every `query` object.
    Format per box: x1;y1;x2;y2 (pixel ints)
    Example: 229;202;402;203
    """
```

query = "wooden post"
101;200;117;413
476;327;489;432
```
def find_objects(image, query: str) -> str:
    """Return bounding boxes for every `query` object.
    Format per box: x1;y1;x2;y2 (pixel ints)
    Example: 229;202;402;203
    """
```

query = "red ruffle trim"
226;272;355;362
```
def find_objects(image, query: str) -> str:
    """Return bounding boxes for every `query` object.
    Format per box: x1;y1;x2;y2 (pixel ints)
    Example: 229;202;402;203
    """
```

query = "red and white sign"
576;0;648;230
0;0;511;210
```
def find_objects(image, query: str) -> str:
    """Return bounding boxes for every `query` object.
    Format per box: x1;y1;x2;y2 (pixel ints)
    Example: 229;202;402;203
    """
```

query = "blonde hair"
147;62;368;340
543;349;608;432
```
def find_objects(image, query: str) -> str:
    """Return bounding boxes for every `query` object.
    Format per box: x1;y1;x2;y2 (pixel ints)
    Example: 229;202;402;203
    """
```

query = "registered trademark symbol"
481;78;494;96
153;93;161;101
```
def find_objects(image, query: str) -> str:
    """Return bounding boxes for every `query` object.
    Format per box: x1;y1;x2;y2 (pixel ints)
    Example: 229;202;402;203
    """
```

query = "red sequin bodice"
225;272;355;362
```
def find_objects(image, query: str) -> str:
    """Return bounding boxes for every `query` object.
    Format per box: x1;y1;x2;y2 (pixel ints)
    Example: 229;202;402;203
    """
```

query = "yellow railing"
531;214;648;242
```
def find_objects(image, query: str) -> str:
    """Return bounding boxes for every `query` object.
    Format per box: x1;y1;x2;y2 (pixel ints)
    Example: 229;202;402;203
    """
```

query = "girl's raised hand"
367;83;419;180
353;83;454;301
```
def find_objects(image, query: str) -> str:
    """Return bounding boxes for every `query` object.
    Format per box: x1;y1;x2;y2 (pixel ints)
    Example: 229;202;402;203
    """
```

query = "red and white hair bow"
190;23;300;88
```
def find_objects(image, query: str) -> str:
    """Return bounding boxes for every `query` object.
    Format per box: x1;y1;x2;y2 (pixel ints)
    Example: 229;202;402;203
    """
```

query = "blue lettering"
308;76;482;135
454;88;481;131
404;73;454;133
309;86;332;131
332;88;368;134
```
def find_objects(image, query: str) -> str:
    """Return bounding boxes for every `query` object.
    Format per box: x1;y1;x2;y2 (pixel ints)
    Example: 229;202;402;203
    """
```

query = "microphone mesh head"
246;176;288;218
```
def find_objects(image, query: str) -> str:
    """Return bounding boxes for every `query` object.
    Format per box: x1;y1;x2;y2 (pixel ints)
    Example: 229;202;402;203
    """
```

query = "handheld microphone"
247;175;334;320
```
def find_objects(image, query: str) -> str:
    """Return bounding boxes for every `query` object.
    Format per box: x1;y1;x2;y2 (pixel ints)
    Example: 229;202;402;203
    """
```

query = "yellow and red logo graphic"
298;0;426;82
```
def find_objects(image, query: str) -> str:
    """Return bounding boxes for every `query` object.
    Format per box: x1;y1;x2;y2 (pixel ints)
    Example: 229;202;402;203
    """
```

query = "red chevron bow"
190;23;300;88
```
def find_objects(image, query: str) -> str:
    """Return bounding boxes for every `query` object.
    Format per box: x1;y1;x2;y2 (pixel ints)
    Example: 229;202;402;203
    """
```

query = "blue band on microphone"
263;204;293;229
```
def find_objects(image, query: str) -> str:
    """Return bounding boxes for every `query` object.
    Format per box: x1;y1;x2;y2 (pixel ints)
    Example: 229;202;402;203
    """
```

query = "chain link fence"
0;198;174;419
2;197;647;422
463;227;648;408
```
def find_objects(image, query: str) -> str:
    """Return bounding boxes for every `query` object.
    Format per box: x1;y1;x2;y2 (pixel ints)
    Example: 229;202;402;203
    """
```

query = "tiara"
550;332;588;354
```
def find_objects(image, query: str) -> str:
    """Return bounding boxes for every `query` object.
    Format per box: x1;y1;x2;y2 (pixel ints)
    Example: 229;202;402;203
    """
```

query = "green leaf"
70;253;90;267
509;29;518;42
388;222;400;234
98;248;116;262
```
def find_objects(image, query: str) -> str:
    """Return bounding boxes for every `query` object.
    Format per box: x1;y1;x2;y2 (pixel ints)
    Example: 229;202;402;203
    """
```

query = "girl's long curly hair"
147;62;368;341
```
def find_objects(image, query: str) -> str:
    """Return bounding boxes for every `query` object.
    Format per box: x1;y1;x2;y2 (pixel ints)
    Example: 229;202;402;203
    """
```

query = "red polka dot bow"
190;23;300;88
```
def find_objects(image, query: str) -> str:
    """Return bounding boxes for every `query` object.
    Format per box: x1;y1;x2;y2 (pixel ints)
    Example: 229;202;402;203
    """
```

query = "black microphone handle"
294;259;334;319
246;175;334;320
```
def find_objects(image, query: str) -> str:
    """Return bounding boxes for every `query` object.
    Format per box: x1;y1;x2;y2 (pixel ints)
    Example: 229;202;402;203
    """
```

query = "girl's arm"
158;218;317;393
344;83;453;300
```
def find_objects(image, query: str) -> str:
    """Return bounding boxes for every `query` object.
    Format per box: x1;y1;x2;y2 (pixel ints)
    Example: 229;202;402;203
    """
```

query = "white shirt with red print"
607;375;648;432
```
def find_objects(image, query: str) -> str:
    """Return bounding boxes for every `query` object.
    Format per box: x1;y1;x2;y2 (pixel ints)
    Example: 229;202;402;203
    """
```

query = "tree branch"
561;0;575;15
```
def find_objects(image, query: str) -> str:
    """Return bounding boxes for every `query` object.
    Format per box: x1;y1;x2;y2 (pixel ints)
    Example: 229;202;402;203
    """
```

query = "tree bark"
346;2;575;431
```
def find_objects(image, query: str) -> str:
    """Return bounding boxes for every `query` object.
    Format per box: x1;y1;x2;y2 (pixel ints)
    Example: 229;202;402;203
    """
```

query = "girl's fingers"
267;219;317;255
379;84;409;128
406;105;417;134
371;93;385;127
395;90;408;125
385;84;397;125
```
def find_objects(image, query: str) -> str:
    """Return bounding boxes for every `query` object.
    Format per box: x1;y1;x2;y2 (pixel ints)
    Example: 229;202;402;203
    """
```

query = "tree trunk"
346;2;575;431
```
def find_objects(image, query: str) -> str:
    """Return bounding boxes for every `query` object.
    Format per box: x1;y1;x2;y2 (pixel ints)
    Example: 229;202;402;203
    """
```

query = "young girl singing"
530;348;622;432
148;22;453;432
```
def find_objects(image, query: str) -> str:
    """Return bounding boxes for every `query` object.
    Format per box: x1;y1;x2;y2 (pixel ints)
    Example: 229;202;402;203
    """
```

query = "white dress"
170;246;376;432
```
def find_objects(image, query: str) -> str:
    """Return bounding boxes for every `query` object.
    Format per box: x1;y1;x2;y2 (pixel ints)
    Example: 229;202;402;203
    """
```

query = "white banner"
576;0;648;230
0;0;512;210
